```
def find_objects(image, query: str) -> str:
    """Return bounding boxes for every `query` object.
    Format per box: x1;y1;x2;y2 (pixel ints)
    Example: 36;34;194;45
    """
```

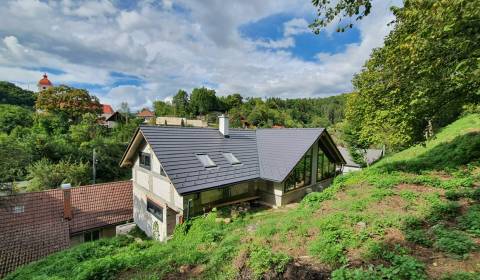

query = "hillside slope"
6;114;480;280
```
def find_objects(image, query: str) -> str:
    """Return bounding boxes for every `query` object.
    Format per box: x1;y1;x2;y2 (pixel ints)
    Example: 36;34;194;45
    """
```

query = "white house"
120;115;346;241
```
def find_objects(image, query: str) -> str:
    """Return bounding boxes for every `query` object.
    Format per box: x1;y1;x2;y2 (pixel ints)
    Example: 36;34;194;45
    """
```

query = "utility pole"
92;149;97;184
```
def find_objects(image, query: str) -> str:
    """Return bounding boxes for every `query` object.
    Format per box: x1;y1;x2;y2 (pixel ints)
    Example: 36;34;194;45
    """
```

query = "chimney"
62;183;72;220
219;114;229;137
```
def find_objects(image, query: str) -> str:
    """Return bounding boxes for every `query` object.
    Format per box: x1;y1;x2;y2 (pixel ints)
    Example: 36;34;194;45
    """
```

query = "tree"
69;113;105;143
0;133;32;182
310;0;373;33
35;85;101;122
345;0;480;150
119;102;131;123
219;93;243;111
0;104;33;134
172;89;189;116
189;87;218;115
27;158;89;191
153;101;174;116
0;81;36;107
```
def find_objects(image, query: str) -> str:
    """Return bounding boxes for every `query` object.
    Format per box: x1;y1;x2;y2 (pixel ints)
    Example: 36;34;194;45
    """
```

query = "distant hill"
0;81;36;107
5;114;480;279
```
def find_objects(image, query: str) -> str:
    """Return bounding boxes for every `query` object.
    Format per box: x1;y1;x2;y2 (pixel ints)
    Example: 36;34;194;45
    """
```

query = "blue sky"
0;0;400;109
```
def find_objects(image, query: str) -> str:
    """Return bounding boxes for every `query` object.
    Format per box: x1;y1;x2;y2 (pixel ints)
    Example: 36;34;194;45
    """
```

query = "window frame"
147;199;164;222
84;229;100;242
139;152;151;170
284;147;313;192
222;152;241;165
196;153;217;168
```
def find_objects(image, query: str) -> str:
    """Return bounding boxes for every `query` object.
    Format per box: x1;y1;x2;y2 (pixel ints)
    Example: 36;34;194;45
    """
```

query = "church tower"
37;73;52;92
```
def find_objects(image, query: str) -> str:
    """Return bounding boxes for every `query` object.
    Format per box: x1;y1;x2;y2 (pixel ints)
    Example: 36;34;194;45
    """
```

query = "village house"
0;181;133;277
120;115;345;241
156;116;208;127
137;108;156;123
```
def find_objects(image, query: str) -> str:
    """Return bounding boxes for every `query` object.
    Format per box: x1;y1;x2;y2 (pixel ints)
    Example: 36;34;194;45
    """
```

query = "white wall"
132;143;183;241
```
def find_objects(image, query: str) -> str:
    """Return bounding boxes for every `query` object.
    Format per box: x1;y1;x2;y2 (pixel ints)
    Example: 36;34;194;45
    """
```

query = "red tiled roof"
102;104;114;114
69;181;133;234
0;181;132;277
38;73;52;86
137;109;155;117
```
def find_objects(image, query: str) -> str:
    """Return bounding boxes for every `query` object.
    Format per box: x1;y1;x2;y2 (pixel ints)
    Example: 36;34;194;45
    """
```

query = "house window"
12;205;24;214
84;230;100;242
196;154;216;168
317;144;336;181
223;152;241;165
284;147;313;192
147;199;164;222
139;152;151;170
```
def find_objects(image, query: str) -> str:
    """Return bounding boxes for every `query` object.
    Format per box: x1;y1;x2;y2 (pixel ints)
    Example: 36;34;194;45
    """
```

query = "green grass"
6;114;480;279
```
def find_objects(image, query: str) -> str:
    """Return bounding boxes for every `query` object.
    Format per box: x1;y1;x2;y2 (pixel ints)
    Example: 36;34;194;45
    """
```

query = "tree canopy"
345;0;480;150
310;0;373;33
36;85;102;122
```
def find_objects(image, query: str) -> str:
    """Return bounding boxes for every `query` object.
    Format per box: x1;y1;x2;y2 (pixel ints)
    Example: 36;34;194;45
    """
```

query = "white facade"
132;143;183;241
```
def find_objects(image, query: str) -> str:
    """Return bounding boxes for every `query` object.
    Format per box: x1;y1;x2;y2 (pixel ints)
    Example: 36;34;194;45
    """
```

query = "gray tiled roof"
140;126;260;194
138;126;340;195
256;128;324;182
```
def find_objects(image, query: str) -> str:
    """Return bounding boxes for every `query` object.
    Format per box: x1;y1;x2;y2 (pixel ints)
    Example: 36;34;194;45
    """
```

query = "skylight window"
223;152;241;165
196;154;216;168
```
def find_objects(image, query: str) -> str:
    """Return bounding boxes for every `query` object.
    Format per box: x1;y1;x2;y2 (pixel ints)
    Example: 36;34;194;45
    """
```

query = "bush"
433;225;476;257
405;229;433;247
332;245;426;280
458;205;480;236
247;246;291;279
27;158;90;190
427;201;461;223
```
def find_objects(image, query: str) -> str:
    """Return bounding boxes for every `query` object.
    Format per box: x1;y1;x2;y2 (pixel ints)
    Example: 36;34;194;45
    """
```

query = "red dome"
38;73;52;86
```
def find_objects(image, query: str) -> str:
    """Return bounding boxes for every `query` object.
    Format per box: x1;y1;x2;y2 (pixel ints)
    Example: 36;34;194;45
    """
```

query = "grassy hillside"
6;114;480;280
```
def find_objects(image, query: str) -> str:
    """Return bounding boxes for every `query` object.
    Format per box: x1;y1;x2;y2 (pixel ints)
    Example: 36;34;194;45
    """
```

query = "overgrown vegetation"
7;113;480;279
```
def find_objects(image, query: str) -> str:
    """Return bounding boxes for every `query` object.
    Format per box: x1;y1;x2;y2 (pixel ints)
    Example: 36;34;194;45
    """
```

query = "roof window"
223;152;241;165
196;154;216;168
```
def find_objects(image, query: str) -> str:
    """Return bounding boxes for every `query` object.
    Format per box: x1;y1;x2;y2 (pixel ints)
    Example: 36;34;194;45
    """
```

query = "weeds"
247;246;291;279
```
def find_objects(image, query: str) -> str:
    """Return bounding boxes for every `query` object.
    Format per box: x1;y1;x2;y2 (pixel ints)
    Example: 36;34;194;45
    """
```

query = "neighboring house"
137;109;155;123
156;116;208;127
99;104;124;128
120;115;345;241
102;111;123;128
0;181;133;277
338;147;384;173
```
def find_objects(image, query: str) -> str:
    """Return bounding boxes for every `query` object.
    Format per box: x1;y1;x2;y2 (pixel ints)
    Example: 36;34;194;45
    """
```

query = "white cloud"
254;37;295;49
0;0;401;109
283;18;310;36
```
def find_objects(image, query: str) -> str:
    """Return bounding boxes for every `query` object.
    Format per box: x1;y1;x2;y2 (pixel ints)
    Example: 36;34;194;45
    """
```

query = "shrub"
470;188;480;200
27;158;90;190
433;225;476;257
332;245;426;280
247;246;291;279
458;205;480;236
427;201;461;223
405;229;433;247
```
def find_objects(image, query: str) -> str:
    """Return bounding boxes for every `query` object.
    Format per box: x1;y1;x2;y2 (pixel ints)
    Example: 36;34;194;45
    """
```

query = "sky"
0;0;401;110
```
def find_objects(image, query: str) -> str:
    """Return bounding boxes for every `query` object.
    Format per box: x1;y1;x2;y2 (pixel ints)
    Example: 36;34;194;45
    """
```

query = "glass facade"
317;144;336;181
284;147;313;192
